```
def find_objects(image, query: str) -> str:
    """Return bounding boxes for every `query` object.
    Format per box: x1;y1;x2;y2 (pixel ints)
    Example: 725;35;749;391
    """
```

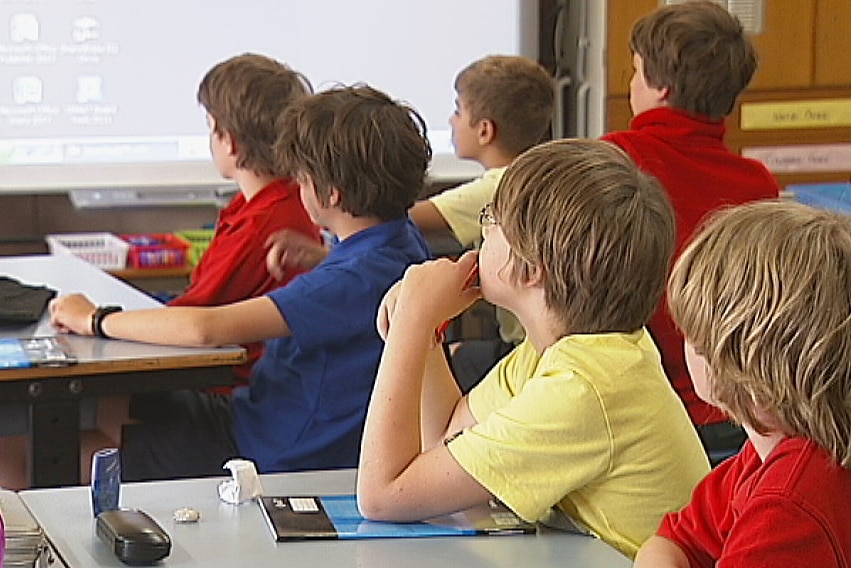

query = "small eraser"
173;507;201;523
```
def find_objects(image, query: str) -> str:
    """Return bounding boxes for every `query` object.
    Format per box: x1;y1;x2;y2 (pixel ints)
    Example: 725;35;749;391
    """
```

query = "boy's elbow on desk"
356;489;400;522
355;477;407;522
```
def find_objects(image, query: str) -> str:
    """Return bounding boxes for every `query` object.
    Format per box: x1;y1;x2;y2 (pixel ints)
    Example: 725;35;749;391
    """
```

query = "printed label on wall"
740;99;851;130
742;143;851;173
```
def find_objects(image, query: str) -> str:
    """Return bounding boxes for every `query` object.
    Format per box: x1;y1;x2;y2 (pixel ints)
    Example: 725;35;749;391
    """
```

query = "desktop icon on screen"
13;76;43;104
76;76;104;103
10;13;40;43
72;16;100;43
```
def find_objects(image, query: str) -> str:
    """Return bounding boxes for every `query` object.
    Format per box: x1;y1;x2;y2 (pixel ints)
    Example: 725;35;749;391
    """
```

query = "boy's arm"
50;293;288;346
419;348;476;450
409;200;453;237
634;536;691;568
358;252;490;521
173;208;320;307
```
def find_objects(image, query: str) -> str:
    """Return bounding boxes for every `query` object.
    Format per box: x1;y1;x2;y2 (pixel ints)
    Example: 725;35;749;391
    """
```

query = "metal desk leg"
29;401;81;488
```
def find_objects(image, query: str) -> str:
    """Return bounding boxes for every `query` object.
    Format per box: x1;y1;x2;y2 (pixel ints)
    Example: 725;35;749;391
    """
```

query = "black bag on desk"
0;277;57;324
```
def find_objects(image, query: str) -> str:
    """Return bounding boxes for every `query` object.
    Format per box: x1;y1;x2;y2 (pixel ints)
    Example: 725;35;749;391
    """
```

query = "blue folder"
258;494;536;541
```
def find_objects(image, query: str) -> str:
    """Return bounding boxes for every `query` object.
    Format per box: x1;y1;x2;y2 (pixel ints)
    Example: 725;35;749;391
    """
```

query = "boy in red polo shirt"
635;201;851;566
169;53;321;387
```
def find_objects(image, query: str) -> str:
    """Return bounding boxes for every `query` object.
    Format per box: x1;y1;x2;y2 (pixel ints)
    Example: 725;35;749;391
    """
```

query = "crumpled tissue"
217;458;264;505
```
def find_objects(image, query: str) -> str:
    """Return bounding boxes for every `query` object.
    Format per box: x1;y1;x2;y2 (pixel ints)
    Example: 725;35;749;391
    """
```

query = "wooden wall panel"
606;96;632;133
606;0;656;96
814;0;851;86
749;0;815;90
726;88;851;152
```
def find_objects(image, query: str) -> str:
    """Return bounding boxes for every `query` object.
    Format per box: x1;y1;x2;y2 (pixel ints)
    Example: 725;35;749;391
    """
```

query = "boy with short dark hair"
602;1;780;460
357;139;709;559
635;201;851;566
50;85;431;480
172;53;321;388
410;54;554;391
266;57;554;393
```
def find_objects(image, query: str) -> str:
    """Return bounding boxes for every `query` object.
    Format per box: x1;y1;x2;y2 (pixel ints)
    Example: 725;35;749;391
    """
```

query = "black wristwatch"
91;305;123;338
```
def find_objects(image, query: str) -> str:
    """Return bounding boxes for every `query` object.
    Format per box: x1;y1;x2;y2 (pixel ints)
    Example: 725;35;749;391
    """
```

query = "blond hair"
668;201;851;468
494;139;674;334
455;55;554;156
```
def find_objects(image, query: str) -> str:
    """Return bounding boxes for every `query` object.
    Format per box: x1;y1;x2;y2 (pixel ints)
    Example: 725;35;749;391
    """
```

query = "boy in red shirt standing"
602;1;779;461
635;201;851;566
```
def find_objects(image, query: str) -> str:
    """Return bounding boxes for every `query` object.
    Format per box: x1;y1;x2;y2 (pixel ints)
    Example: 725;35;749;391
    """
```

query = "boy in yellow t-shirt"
358;139;709;559
410;55;554;392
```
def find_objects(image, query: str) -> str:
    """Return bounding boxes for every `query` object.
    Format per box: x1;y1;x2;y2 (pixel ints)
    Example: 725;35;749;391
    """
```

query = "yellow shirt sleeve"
429;167;506;247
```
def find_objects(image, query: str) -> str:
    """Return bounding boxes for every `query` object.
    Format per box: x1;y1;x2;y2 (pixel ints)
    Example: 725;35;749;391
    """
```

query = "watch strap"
91;305;123;338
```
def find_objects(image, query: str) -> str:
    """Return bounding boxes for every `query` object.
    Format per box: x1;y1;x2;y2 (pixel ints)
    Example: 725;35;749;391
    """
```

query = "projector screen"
0;0;538;194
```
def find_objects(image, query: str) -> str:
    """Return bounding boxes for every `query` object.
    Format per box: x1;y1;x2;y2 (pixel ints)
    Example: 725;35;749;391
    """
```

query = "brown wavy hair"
275;85;432;221
629;1;756;120
197;53;311;176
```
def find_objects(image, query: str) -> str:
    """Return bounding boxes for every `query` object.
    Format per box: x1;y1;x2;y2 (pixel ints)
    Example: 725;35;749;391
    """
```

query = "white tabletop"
0;254;244;370
0;254;245;487
0;253;160;337
20;469;632;568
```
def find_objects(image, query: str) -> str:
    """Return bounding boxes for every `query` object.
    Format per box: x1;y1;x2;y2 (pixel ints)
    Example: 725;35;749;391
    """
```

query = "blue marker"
91;448;121;517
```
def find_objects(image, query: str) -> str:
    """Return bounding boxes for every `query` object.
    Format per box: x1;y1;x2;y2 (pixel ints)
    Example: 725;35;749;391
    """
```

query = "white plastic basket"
46;232;130;271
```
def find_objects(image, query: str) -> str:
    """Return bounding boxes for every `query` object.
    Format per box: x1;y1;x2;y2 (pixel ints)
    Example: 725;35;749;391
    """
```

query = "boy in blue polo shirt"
50;85;432;480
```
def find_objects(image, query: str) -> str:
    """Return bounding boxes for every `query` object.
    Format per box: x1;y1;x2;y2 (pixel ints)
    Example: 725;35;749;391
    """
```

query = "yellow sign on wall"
740;99;851;130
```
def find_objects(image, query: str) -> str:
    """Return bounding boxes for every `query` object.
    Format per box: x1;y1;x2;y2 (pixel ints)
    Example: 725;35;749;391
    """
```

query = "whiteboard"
0;0;537;194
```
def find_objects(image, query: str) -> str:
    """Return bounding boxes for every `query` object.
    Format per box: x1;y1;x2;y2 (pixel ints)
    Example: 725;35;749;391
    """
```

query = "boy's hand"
375;280;401;341
377;250;481;342
49;293;97;336
265;229;328;279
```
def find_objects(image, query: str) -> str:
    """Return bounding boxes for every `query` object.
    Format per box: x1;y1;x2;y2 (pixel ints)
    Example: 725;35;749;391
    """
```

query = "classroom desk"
0;254;245;488
20;469;632;568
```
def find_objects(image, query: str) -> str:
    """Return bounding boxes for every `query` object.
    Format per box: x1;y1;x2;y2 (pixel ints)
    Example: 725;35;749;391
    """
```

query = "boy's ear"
327;186;342;207
221;129;238;157
523;263;546;288
476;119;496;146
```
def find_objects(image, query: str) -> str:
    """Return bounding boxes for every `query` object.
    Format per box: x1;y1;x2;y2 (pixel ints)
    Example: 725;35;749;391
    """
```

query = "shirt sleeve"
170;202;314;308
717;496;842;568
430;169;504;247
655;446;830;568
268;264;380;352
448;345;612;522
657;464;733;568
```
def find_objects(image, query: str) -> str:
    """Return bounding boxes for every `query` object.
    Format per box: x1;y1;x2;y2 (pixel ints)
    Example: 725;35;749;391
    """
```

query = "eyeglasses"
479;203;498;227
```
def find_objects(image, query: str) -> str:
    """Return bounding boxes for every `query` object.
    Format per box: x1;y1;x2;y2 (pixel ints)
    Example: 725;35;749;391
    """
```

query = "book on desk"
258;494;536;541
0;337;77;369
